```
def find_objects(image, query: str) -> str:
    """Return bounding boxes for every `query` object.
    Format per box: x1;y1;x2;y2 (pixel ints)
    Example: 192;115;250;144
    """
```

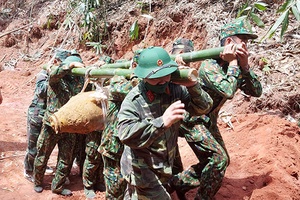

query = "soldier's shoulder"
122;85;140;101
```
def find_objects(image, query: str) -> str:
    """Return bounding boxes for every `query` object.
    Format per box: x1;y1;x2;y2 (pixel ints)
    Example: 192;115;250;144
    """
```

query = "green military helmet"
134;46;178;79
171;38;194;54
133;49;144;64
220;18;258;40
61;55;83;67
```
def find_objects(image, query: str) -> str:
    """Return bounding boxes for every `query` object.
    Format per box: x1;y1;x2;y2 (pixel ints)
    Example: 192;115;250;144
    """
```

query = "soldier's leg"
172;144;184;175
33;124;57;190
24;115;42;176
210;128;230;166
72;134;86;176
82;131;103;198
127;179;171;200
103;156;126;200
94;155;105;192
51;133;76;194
171;124;228;199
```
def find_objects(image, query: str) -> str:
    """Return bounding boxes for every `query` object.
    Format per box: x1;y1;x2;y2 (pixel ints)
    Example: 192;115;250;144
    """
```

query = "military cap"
171;38;194;54
220;19;258;40
55;49;71;62
55;49;81;62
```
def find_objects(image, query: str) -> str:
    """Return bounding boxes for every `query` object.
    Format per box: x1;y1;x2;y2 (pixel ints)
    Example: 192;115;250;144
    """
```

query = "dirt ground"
0;0;300;200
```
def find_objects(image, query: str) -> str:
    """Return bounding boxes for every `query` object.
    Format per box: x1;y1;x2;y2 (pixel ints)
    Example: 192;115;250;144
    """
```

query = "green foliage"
260;57;271;75
237;1;267;28
63;0;108;44
261;0;300;42
62;15;75;30
86;42;107;55
129;20;139;40
136;1;149;14
237;0;300;42
80;0;106;42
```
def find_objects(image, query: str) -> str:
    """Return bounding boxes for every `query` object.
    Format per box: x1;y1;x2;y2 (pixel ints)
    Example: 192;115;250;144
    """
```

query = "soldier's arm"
35;70;48;99
184;81;213;115
199;59;241;99
240;69;262;97
48;61;84;84
109;75;139;101
117;94;166;149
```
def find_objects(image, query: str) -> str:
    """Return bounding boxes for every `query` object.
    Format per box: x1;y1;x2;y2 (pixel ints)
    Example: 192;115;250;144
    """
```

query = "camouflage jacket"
99;75;138;160
199;59;262;131
117;81;212;186
43;65;84;126
28;69;48;124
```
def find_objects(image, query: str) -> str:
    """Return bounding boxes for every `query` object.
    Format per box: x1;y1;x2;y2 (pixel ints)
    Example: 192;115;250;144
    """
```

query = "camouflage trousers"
24;115;43;172
33;124;76;193
82;131;105;189
72;134;87;176
102;156;127;200
172;144;184;175
172;124;229;200
126;182;171;200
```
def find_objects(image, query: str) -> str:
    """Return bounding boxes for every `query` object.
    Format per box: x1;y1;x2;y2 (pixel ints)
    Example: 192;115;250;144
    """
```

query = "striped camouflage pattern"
99;75;138;199
24;70;48;173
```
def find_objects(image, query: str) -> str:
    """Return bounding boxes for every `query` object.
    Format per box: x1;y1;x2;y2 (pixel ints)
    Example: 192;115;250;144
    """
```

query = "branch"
0;24;32;38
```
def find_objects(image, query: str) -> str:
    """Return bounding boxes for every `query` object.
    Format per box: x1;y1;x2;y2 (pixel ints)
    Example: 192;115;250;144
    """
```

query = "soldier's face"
145;74;171;86
231;35;249;45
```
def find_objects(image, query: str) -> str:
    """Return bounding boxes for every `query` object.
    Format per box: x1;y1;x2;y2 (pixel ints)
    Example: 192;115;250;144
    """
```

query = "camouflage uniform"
98;52;141;199
82;130;105;195
99;75;137;199
172;20;262;200
24;69;48;176
167;38;227;200
117;46;213;200
33;54;85;195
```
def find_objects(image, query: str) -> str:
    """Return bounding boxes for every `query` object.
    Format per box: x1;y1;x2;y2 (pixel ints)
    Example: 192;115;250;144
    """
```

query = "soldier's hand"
235;42;250;72
162;100;185;128
220;43;237;63
68;62;85;69
172;80;197;87
175;55;186;66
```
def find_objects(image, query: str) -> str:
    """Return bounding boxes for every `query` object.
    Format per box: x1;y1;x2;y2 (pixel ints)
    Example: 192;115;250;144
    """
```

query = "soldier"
170;19;262;199
33;51;85;196
81;56;114;199
82;130;106;199
98;52;140;200
24;51;70;183
24;69;50;183
117;46;213;199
